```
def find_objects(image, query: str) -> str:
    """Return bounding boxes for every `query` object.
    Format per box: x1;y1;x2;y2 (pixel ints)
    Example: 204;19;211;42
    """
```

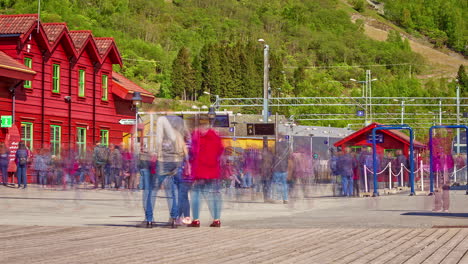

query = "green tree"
457;65;468;95
171;47;196;100
292;65;306;96
351;0;365;13
200;44;223;96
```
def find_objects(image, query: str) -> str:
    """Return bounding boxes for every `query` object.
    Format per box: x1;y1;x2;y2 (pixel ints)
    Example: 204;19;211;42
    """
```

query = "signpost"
246;123;275;136
367;133;384;143
1;116;12;128
119;119;136;125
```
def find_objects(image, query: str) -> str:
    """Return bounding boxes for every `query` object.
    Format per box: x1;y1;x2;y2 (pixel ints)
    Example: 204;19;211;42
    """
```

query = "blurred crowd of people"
330;147;420;197
2;121;467;226
0;141;139;190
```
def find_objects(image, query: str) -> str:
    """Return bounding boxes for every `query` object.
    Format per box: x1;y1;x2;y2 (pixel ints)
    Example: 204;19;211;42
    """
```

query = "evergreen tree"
269;52;285;97
200;44;222;96
293;65;306;96
171;47;196;100
240;41;262;98
192;55;203;100
457;65;468;95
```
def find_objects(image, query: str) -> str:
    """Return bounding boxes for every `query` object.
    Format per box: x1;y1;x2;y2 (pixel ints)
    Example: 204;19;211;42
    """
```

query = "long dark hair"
0;142;7;153
18;141;27;150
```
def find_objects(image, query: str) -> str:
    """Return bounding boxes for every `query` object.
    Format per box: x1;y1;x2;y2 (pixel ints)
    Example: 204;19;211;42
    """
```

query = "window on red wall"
78;69;85;97
52;64;60;93
102;74;108;101
21;122;33;151
24;58;32;89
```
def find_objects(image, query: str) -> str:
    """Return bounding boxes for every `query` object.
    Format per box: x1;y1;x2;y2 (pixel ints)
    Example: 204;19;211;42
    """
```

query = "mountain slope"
351;13;468;78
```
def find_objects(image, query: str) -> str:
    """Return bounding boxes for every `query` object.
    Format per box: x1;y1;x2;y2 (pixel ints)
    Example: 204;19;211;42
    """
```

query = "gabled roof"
96;38;122;67
0;14;51;51
0;14;122;67
333;122;426;148
43;23;77;58
69;30;92;51
112;71;154;103
0;14;37;35
43;23;67;44
70;30;103;63
0;51;36;80
95;38;114;55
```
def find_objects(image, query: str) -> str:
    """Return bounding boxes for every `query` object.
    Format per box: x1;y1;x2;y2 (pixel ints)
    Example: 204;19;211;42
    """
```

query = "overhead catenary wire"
122;58;159;63
283;63;419;69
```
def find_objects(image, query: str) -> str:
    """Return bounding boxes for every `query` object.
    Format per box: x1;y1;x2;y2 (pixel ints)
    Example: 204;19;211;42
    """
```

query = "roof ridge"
0;14;38;18
69;30;92;33
42;22;67;25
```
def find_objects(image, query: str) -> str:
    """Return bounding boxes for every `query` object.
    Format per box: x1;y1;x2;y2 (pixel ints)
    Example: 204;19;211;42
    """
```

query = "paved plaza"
2;186;468;263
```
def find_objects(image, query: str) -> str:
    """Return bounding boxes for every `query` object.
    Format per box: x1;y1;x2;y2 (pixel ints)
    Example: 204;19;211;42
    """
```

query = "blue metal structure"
429;125;468;195
372;125;415;196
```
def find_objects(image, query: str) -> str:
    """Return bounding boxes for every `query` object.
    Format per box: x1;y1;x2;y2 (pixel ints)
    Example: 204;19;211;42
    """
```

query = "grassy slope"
341;0;467;78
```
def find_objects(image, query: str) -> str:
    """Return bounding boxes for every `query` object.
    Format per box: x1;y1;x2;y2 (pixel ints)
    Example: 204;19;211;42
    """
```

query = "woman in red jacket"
188;117;225;227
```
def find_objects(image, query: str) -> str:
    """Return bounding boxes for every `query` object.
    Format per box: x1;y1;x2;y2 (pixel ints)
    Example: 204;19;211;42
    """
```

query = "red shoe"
188;220;200;227
210;220;221;227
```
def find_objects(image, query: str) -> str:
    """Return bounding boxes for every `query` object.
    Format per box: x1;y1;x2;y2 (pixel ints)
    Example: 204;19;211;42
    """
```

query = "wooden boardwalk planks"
1;226;468;263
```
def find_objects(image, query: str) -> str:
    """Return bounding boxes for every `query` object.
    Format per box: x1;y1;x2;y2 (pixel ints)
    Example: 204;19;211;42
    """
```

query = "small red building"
333;123;426;156
0;14;154;160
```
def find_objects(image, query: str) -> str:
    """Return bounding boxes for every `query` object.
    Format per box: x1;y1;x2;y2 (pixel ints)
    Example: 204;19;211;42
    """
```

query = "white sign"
119;119;136;125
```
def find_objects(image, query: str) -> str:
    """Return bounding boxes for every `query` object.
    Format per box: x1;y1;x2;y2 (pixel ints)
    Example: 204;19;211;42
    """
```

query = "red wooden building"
0;14;154;159
333;123;426;156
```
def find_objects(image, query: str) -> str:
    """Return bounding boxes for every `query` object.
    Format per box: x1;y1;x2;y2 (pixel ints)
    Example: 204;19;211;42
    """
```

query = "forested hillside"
380;0;467;55
0;0;466;127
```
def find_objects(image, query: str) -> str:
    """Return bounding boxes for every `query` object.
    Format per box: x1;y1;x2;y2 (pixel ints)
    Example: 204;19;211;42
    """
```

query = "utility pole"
367;70;372;123
259;39;269;125
365;70;369;125
457;84;460;153
439;100;442;125
364;70;377;125
400;100;405;125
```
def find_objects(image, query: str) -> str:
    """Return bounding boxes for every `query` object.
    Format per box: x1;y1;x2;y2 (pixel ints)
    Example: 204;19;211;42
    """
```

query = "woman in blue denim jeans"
15;141;29;189
139;150;153;227
271;139;292;204
175;160;193;225
0;142;10;186
188;121;225;228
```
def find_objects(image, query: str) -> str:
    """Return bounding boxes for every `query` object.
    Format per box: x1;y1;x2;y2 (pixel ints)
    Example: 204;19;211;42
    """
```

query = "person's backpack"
19;156;27;166
95;147;108;165
330;156;339;175
17;149;28;166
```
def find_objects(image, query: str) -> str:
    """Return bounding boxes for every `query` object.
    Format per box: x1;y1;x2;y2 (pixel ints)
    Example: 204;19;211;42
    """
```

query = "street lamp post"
351;75;377;125
132;92;142;153
439;100;442;125
429;109;446;126
284;121;296;150
230;113;242;139
393;99;415;125
258;38;269;125
400;100;405;125
192;105;208;127
350;79;366;97
350;78;366;125
366;70;378;123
